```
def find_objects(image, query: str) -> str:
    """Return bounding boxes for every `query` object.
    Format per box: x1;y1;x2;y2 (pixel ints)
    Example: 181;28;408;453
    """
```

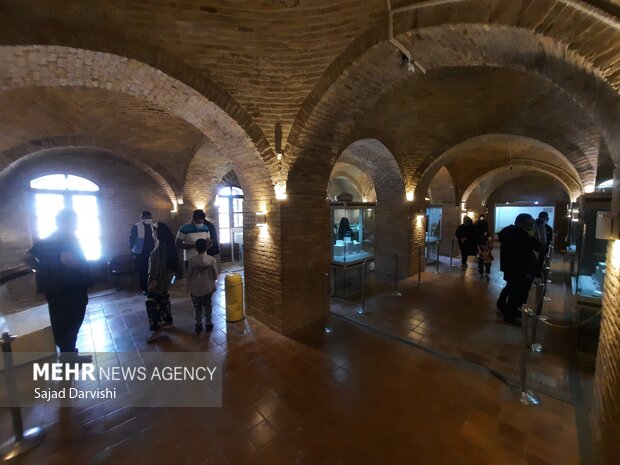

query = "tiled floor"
0;257;584;465
331;253;587;403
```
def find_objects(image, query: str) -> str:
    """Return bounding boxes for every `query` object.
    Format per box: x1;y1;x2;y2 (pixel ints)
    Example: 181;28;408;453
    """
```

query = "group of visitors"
455;214;494;277
455;210;553;326
130;209;221;341
24;208;223;361
496;211;552;325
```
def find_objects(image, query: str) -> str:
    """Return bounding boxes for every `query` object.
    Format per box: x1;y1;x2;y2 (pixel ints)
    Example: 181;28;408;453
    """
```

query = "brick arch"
0;46;276;203
461;164;577;207
0;140;178;206
285;17;620;195
329;168;366;200
337;138;406;201
0;21;277;180
335;138;410;278
414;134;584;201
184;139;274;213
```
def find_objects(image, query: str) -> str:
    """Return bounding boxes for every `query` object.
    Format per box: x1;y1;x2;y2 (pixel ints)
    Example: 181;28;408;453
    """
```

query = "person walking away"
22;209;93;362
497;214;544;325
176;209;220;272
474;214;489;242
455;216;478;269
477;233;494;277
146;222;179;342
129;211;155;295
187;239;219;334
533;211;552;272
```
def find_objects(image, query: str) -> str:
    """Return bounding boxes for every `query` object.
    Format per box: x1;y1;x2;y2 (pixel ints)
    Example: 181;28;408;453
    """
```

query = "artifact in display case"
331;202;375;264
330;202;375;298
571;193;611;354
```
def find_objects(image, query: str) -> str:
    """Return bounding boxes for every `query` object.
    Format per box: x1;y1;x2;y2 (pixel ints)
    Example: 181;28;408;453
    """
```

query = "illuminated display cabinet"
425;205;442;243
424;205;442;264
571;192;611;353
331;202;375;264
330;202;375;297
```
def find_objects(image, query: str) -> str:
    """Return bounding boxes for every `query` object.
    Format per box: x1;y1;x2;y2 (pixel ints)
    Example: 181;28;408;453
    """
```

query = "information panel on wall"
494;205;555;233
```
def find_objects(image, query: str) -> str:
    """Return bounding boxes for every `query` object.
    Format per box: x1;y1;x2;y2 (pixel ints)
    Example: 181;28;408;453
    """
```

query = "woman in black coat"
455;216;478;268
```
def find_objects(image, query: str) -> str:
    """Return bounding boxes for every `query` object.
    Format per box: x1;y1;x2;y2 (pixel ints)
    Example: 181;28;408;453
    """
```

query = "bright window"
30;174;102;260
215;186;243;245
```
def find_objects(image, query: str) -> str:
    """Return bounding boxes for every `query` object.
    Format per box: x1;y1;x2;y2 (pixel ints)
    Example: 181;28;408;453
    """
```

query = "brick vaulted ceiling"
0;87;204;189
0;0;618;200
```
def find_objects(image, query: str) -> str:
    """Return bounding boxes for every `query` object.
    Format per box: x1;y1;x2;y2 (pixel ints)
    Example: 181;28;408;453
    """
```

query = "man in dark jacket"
455;216;478;268
130;211;155;294
497;213;544;325
22;209;92;362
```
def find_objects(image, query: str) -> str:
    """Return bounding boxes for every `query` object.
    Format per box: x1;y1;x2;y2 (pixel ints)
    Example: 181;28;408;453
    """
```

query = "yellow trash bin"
224;273;244;322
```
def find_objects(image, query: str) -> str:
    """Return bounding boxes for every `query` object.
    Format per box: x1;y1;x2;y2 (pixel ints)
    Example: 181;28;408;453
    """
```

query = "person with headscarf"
145;222;179;342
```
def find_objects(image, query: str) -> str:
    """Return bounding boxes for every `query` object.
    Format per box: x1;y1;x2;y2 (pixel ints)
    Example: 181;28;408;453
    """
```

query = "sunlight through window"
30;175;102;260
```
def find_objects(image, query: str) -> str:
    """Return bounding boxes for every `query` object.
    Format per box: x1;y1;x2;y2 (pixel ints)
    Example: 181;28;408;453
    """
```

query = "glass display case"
331;202;375;264
331;202;375;298
571;193;611;354
425;205;442;263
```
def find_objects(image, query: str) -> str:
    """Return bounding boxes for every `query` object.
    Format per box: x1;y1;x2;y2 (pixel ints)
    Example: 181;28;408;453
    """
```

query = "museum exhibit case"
330;202;375;298
571;193;611;354
425;205;442;264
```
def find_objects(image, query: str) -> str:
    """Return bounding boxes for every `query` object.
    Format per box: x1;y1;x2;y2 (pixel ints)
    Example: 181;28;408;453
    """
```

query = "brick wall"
594;174;620;464
594;239;620;464
0;150;174;308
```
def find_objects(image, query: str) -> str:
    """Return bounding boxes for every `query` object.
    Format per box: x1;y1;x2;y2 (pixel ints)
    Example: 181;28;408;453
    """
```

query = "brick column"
243;198;285;331
593;172;620;464
244;195;330;340
409;200;427;277
375;199;411;280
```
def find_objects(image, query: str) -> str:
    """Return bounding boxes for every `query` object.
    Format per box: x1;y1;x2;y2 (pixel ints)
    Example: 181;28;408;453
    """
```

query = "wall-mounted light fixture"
406;191;414;202
584;184;595;194
256;211;267;227
177;198;184;205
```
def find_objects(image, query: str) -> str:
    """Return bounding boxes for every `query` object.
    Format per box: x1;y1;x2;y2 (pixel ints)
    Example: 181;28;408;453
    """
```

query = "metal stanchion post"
519;308;541;406
392;253;401;296
358;260;368;315
435;241;440;273
323;272;332;333
543;264;552;301
450;236;455;268
531;282;545;353
0;332;45;461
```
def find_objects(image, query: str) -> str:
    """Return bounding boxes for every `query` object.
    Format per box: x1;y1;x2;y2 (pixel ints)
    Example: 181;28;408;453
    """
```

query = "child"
477;233;494;277
186;238;219;334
